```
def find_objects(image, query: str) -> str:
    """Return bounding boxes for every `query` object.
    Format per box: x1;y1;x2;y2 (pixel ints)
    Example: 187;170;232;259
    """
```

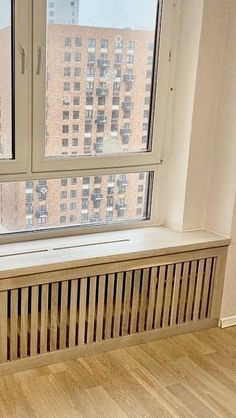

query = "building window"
87;67;95;77
64;37;71;47
60;203;67;212
100;39;108;48
62;125;69;133
127;55;134;64
63;111;69;120
74;52;81;62
61;179;67;186
63;82;70;91
73;97;80;105
74;68;81;76
62;138;68;147
64;52;71;62
74;82;80;91
127;41;135;49
60;191;67;199
72;125;79;133
75;37;82;47
145;84;151;92
115;54;122;64
88;39;96;48
73;111;79;119
60;216;66;224
113;97;120;106
64;67;71;77
72;138;78;146
70;190;76;198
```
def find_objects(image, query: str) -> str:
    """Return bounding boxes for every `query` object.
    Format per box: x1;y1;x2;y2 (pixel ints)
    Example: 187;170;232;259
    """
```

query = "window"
88;39;96;48
64;37;71;47
74;68;81;77
75;37;82;47
0;0;162;236
64;67;71;77
74;52;81;62
127;41;135;50
100;39;108;48
64;52;71;62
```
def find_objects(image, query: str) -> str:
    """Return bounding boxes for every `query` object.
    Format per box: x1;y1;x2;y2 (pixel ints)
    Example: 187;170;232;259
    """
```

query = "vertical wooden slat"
40;284;49;354
138;269;149;332
163;265;174;328
113;272;123;338
200;258;213;320
96;275;106;342
193;259;205;321
178;262;190;324
20;287;29;358
104;274;115;340
50;282;59;352
78;278;87;345
210;250;227;318
121;271;132;336
130;270;141;334
154;266;166;329
170;263;182;326
30;285;39;356
69;279;78;348
207;257;217;317
59;281;69;350
10;289;18;361
0;291;8;363
185;261;197;322
87;276;97;344
146;267;158;331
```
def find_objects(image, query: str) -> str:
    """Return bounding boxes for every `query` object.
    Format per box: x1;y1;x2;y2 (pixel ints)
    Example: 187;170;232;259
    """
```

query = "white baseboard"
219;315;236;328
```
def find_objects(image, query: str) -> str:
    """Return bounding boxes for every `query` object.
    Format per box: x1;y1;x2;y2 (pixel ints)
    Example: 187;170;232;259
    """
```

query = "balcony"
36;185;48;194
117;179;128;187
115;203;127;210
91;192;103;201
86;89;94;96
95;116;107;123
123;74;135;82
122;102;134;111
96;88;109;97
97;59;110;68
36;210;48;219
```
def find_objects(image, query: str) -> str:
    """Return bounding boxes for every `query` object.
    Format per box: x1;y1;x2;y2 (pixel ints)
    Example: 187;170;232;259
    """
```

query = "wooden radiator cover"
0;246;227;375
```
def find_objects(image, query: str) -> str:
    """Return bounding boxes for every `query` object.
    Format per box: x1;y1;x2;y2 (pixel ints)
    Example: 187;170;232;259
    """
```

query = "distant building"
48;0;80;25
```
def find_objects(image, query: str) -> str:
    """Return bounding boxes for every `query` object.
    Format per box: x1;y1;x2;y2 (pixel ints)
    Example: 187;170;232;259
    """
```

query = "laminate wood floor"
0;326;236;417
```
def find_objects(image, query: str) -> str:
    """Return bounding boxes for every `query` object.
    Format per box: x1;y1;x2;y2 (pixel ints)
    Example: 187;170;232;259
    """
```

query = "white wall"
161;0;236;319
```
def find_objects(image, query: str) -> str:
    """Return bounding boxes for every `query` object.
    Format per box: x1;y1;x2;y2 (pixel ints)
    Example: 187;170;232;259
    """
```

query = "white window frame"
0;0;176;240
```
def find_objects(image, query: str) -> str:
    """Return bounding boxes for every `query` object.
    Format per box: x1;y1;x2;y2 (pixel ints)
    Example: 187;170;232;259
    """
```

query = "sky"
0;0;157;30
79;0;157;30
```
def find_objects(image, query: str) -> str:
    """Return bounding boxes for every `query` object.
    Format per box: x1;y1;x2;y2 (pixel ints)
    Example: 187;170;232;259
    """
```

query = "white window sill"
0;227;230;279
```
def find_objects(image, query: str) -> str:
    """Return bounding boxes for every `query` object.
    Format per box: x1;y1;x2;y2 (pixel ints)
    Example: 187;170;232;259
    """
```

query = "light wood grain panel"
104;274;115;340
40;284;49;354
68;279;78;348
59;281;69;350
87;276;97;344
78;278;87;345
163;264;174;327
10;289;18;361
170;263;181;326
146;267;158;330
96;275;106;342
50;282;59;352
130;269;141;334
185;260;197;322
178;262;190;324
138;269;149;332
30;286;39;356
121;271;132;336
200;258;213;320
154;265;166;329
20;287;29;359
113;273;123;338
0;291;8;363
193;260;205;321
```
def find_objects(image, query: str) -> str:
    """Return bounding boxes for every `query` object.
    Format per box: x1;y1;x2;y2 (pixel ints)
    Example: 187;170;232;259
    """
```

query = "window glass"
45;0;158;158
0;172;152;233
0;0;13;159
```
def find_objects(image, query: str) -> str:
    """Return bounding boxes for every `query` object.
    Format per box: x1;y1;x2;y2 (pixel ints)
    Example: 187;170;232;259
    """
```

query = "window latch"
36;45;44;75
20;45;27;75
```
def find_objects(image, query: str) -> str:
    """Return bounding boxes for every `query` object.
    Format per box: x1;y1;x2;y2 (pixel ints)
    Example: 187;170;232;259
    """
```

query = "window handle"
36;45;44;75
20;45;27;75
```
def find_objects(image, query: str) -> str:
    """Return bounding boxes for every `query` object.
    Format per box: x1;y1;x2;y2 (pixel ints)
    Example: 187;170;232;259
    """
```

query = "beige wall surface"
162;0;236;318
